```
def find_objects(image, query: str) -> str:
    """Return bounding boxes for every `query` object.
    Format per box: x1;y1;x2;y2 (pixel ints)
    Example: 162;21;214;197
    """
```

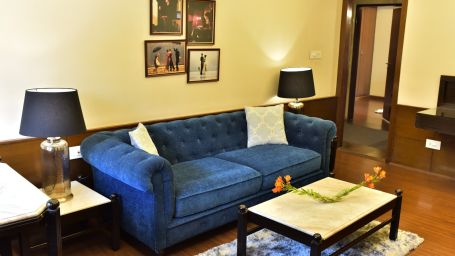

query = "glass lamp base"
288;101;304;110
41;137;73;202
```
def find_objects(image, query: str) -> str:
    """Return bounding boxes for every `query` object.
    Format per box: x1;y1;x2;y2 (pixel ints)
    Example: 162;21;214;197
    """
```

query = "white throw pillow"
129;123;159;155
245;104;288;148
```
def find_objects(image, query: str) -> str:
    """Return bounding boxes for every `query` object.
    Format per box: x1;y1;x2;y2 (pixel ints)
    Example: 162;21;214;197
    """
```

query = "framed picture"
186;0;216;45
144;40;186;77
187;48;220;83
150;0;183;35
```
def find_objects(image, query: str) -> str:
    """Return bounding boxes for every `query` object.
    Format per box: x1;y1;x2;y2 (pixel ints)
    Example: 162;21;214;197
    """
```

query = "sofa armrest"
284;112;337;175
80;132;174;194
81;132;175;251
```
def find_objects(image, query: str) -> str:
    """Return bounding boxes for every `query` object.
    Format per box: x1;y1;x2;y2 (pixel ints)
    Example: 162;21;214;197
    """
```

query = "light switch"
425;139;441;150
310;50;322;59
69;146;82;160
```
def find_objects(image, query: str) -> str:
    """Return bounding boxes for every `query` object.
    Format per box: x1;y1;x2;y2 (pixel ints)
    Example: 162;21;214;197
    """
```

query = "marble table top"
60;181;110;216
250;177;396;239
0;163;50;226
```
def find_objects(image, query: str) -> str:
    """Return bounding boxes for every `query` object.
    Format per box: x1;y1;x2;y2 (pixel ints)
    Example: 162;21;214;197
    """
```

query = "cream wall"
0;0;342;141
369;6;394;97
398;0;455;108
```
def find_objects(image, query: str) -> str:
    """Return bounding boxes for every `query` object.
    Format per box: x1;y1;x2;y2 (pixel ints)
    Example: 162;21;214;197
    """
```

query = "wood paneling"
0;97;337;186
301;97;337;122
389;104;455;177
431;133;455;177
391;135;432;171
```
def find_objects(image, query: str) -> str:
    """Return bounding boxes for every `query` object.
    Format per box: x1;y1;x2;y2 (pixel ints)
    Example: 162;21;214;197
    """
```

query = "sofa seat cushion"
215;144;321;190
172;157;262;218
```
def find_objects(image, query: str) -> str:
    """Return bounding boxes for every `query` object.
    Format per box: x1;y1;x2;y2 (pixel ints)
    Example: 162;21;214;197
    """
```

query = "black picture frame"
144;40;186;77
150;0;184;35
187;48;220;83
186;0;216;45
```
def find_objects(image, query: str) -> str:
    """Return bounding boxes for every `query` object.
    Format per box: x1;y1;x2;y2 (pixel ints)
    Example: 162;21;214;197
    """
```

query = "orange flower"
364;173;373;183
272;187;282;193
275;176;283;186
378;170;386;179
284;175;292;183
373;166;382;174
273;176;285;193
367;183;375;189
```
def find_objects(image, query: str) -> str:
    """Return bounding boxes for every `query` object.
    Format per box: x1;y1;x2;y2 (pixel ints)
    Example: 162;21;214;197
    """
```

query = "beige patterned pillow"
129;123;159;155
245;104;288;148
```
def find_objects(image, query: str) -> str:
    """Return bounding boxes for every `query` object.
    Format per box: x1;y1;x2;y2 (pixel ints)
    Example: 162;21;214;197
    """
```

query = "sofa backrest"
147;111;248;164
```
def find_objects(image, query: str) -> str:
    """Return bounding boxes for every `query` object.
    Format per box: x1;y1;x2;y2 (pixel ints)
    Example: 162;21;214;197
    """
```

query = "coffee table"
237;177;402;256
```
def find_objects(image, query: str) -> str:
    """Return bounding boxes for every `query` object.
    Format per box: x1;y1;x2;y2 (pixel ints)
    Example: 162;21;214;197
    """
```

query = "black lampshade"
277;68;316;99
20;88;86;138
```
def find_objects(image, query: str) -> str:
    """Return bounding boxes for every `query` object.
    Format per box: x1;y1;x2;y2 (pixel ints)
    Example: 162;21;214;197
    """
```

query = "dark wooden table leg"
0;237;13;256
109;194;121;251
19;232;31;256
237;205;248;256
389;189;403;240
310;233;322;256
46;199;62;256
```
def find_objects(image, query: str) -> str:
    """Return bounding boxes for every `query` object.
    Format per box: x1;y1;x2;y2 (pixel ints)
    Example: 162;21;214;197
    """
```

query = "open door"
383;8;401;121
347;7;377;121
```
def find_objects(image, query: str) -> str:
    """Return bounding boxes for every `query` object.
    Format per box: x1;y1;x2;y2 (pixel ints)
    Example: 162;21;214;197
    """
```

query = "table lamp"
277;67;316;110
20;88;86;202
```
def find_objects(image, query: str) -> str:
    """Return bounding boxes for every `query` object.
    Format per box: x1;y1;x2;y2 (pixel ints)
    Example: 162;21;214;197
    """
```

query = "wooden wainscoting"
0;97;338;185
389;104;455;178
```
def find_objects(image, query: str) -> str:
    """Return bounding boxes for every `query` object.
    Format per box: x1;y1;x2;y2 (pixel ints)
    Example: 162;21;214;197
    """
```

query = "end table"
0;163;61;256
51;181;120;251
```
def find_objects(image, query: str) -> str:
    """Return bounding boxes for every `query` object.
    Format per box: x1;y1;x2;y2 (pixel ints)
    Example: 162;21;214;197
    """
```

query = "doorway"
336;0;405;161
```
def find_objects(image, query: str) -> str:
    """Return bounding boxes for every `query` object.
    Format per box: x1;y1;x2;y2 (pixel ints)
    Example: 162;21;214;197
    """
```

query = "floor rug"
197;221;423;256
343;123;388;151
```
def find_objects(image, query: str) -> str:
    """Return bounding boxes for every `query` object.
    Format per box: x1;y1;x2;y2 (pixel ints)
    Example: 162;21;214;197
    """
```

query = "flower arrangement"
272;166;387;203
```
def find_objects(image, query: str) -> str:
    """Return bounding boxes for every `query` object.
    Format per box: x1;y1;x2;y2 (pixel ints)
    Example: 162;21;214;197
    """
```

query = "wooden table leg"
19;232;31;256
389;189;403;240
237;205;248;256
46;199;62;256
0;237;12;256
109;194;121;251
310;233;322;256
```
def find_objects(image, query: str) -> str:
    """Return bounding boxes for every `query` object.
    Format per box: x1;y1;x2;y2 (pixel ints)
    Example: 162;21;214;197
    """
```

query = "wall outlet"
309;50;322;59
425;139;441;150
69;146;82;160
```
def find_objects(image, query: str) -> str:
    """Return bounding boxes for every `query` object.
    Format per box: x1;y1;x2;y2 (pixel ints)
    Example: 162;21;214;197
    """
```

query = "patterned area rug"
197;221;423;256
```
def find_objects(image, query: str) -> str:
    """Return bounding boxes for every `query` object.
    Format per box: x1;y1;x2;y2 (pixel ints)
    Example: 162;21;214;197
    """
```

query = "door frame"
335;0;408;162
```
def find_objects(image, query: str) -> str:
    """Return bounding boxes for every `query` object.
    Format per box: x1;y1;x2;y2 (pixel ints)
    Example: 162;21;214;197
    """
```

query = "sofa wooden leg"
329;136;338;177
152;249;165;256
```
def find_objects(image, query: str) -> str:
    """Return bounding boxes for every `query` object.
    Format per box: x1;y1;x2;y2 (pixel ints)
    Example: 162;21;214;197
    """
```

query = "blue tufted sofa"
81;110;337;254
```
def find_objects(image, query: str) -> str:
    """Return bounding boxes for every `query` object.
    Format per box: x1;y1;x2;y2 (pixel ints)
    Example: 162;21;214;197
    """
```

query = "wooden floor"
351;96;389;131
30;150;455;256
343;96;389;160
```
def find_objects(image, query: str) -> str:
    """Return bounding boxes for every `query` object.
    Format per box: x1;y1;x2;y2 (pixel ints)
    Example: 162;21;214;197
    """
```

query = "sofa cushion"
172;157;261;218
129;123;159;155
245;104;288;147
215;144;321;190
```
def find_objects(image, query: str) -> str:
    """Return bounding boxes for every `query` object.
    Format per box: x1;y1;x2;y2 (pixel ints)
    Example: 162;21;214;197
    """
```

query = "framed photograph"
187;48;220;83
150;0;183;35
186;0;216;45
144;40;186;77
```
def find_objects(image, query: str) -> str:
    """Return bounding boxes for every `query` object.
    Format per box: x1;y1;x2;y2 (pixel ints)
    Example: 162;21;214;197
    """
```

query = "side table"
0;163;61;256
33;181;121;251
